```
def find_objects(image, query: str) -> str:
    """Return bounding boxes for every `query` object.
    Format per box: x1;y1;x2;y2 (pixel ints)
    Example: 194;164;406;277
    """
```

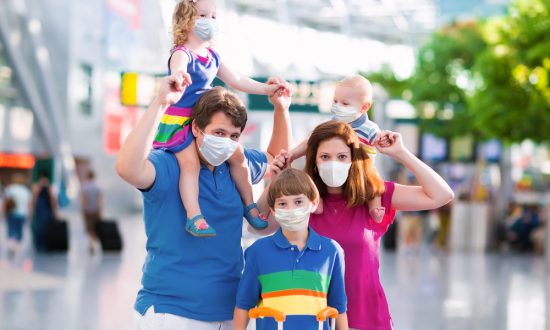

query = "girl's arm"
169;51;192;86
376;131;454;211
233;308;249;330
217;62;282;95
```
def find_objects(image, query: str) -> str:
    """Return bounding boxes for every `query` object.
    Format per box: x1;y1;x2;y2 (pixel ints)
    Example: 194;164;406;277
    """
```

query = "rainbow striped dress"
152;46;220;152
236;228;347;329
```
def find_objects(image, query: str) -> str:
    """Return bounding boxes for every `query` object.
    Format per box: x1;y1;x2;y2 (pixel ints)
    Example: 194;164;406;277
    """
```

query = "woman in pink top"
265;121;454;330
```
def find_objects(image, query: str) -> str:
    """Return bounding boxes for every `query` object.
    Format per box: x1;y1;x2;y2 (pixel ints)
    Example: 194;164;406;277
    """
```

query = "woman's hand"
375;131;408;159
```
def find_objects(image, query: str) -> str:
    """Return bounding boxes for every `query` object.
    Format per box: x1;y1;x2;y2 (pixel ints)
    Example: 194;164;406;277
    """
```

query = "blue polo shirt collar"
273;227;322;251
350;113;368;128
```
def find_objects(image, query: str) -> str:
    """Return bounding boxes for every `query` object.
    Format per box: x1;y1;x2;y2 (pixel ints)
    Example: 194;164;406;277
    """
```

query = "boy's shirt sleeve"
236;246;262;310
243;148;268;184
327;242;347;314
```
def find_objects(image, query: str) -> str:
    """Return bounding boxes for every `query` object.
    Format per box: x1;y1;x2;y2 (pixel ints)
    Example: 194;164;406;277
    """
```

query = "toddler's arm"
288;139;307;162
217;62;287;95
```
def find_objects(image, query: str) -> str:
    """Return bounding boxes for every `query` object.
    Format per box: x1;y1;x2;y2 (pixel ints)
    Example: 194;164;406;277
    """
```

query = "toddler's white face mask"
330;103;359;123
274;204;311;232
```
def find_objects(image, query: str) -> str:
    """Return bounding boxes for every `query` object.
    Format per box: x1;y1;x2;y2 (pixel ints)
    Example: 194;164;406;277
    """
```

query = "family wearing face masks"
116;0;453;328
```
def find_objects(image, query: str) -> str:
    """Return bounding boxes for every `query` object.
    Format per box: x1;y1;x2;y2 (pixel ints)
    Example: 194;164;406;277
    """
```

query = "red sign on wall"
0;153;36;169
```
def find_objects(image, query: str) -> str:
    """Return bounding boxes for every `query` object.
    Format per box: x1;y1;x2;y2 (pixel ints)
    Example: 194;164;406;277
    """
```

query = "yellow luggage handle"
249;307;286;322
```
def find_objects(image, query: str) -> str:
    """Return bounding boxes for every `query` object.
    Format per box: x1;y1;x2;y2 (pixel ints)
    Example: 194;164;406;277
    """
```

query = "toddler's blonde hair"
338;75;373;105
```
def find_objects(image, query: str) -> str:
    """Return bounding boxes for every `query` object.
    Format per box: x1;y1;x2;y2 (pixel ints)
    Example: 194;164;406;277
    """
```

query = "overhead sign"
119;72;336;112
0;153;35;169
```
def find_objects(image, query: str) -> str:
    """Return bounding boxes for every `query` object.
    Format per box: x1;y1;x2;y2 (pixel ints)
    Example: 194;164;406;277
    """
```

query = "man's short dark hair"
191;87;247;132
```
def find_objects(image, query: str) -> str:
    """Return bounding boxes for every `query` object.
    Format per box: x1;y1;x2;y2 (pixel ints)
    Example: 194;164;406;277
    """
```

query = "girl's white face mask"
318;161;352;187
194;18;218;41
274;204;311;232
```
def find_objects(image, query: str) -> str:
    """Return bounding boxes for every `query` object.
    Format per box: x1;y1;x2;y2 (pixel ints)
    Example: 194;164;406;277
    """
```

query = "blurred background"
0;0;549;329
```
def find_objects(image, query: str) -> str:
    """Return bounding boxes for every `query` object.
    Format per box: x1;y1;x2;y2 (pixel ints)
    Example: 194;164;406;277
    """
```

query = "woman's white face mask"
318;161;352;187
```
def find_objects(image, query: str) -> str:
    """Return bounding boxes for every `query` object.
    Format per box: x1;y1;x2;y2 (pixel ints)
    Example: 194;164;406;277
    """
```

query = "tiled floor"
0;213;547;330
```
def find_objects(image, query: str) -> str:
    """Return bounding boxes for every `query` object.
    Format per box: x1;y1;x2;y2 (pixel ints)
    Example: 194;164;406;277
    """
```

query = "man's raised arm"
266;78;293;161
115;75;185;189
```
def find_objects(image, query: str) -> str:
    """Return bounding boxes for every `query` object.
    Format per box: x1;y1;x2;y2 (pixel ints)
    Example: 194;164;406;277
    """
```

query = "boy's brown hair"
267;168;320;209
191;86;248;132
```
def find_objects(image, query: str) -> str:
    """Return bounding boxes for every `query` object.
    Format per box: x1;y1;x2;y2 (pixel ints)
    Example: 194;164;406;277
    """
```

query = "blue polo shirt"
135;148;268;321
236;227;347;330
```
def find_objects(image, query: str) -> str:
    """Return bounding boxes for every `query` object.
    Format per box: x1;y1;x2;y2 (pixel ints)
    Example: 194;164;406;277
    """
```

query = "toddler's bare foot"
370;207;385;223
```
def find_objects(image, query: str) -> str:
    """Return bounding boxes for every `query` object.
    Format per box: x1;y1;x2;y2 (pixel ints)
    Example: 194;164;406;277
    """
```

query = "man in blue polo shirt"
116;75;292;329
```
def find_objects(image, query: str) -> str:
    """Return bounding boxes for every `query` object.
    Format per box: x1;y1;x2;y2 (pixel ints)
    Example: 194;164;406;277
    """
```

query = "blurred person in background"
507;205;540;252
434;202;452;251
4;174;32;259
81;170;103;254
31;172;57;252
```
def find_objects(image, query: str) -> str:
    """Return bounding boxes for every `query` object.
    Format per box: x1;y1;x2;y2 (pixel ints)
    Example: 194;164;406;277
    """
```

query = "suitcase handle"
316;307;338;321
249;307;286;322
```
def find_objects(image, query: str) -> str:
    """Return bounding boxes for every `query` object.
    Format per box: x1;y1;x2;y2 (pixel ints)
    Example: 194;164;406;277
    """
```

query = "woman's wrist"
392;148;415;164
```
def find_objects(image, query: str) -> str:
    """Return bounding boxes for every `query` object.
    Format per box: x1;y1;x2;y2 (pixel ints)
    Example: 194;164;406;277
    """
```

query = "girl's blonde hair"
172;0;198;48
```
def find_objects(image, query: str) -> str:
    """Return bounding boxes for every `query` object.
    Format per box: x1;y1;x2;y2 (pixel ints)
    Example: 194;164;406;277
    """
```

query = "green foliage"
369;0;550;143
408;21;487;138
471;0;550;143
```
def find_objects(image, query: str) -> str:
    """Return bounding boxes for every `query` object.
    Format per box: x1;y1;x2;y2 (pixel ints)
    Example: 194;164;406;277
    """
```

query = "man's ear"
361;102;372;113
191;120;199;138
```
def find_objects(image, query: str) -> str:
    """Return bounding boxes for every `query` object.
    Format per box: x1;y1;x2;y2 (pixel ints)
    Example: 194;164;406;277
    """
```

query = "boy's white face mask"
274;204;311;232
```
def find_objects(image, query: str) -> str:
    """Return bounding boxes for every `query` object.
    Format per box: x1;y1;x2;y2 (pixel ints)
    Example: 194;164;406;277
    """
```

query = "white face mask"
318;161;352;187
194;18;218;41
331;103;359;123
274;205;311;232
198;133;239;166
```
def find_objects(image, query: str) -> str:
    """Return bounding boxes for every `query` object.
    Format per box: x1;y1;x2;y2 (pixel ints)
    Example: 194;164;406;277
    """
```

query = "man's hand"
268;77;292;110
157;73;189;106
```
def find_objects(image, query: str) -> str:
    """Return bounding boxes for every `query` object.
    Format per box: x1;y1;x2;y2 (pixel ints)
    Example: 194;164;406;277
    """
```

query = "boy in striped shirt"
234;168;348;330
